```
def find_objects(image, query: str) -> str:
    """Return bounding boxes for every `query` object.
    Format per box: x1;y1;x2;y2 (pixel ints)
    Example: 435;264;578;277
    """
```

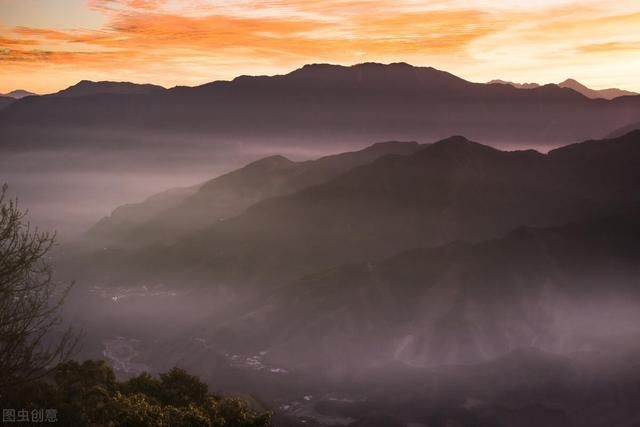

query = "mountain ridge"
489;77;638;99
87;140;422;248
2;62;640;152
84;131;640;291
51;80;166;97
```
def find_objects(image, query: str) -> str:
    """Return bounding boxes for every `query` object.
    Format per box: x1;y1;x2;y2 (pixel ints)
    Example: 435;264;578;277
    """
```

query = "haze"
3;1;640;426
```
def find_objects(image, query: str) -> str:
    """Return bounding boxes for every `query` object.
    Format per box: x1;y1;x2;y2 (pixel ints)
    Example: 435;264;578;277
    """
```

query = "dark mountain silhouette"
558;78;637;99
0;96;15;110
2;63;640;152
51;80;166;97
90;131;640;289
2;89;37;99
88;140;421;248
489;77;637;100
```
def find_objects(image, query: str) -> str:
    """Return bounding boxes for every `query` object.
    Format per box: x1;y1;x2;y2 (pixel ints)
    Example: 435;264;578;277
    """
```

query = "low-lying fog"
0;145;339;239
0;136;555;240
58;275;640;426
5;137;640;426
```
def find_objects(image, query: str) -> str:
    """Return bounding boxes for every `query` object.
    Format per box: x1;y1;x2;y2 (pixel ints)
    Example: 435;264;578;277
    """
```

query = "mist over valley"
3;63;640;426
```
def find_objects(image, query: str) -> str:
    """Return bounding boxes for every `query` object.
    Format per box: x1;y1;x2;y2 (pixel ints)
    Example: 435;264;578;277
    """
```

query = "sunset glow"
1;0;640;93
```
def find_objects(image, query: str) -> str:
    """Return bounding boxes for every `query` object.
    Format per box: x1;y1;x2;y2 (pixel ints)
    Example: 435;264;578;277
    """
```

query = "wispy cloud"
0;0;639;93
579;41;640;53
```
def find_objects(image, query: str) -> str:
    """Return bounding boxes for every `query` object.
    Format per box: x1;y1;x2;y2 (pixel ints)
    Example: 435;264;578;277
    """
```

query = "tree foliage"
5;360;273;426
0;184;75;390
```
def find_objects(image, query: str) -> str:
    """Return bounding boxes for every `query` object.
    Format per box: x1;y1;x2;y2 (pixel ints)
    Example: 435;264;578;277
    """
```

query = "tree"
54;360;119;425
121;372;162;403
0;184;75;391
159;367;209;407
6;361;272;426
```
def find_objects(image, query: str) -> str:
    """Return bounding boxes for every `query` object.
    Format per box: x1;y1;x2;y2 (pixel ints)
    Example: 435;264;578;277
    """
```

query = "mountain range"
79;131;640;298
53;78;640;424
22;62;639;426
86;130;640;291
488;78;638;99
2;63;640;154
51;80;165;97
78;131;640;426
88;140;421;248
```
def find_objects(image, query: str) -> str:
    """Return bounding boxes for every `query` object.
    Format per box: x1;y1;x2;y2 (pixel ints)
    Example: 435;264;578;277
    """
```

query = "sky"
1;0;640;94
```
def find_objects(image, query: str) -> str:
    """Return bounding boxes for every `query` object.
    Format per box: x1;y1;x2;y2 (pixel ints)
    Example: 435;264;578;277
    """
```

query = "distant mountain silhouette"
2;89;37;99
51;80;166;97
558;78;637;99
90;131;640;289
489;77;637;99
2;63;640;152
488;79;540;89
88;140;421;248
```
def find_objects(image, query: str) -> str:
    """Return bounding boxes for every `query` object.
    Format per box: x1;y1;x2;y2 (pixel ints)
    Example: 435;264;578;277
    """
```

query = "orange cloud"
0;36;40;47
2;7;497;69
579;41;640;54
89;0;168;12
1;0;639;93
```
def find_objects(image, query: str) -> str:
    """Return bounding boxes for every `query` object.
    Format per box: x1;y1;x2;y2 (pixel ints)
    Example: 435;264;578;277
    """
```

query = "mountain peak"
53;80;165;97
244;154;296;170
353;61;416;70
557;78;637;99
3;89;37;99
289;63;346;75
281;62;468;93
423;135;501;159
438;135;472;143
559;78;588;89
289;62;449;79
293;62;416;74
431;135;487;149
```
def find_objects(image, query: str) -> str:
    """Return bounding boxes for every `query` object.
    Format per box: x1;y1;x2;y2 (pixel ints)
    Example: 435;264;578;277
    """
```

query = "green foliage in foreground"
3;360;272;426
